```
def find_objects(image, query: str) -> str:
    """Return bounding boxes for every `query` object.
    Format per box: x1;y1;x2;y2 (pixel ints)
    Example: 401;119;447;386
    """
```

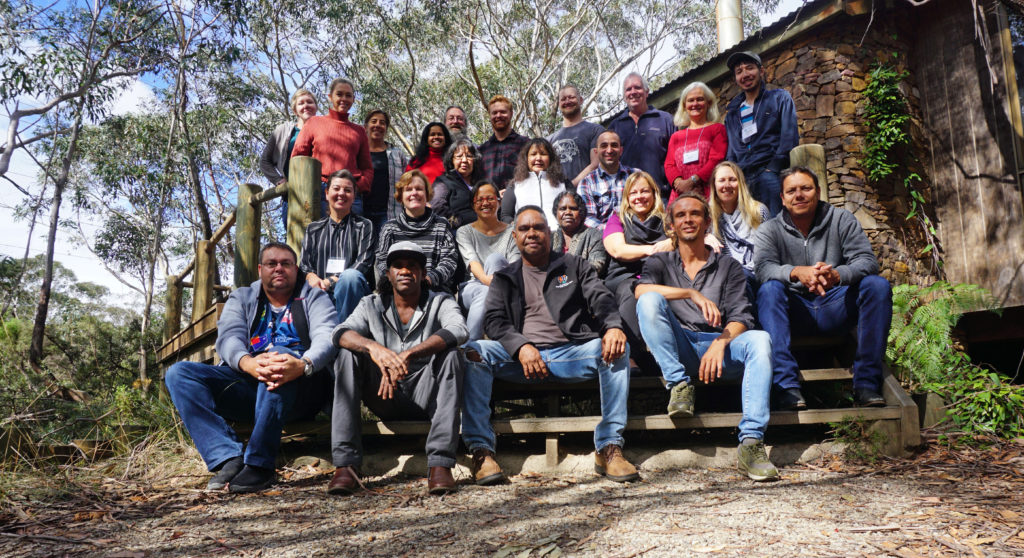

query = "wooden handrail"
179;281;232;291
250;182;288;206
208;212;237;249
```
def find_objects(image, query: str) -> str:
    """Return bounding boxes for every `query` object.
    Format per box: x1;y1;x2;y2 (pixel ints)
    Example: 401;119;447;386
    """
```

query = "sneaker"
737;440;779;482
470;448;505;486
853;387;885;407
206;456;243;491
228;465;276;493
777;387;807;411
667;382;695;418
594;444;640;483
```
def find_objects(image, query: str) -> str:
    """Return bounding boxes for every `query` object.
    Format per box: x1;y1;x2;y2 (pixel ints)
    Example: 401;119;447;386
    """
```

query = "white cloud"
108;77;157;116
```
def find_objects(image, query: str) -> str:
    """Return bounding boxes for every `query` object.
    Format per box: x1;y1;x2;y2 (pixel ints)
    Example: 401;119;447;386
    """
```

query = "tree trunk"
29;102;85;373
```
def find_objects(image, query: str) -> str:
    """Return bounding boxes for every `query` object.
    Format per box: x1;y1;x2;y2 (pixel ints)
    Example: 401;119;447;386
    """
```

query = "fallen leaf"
962;537;996;545
997;509;1021;521
169;531;185;540
73;511;107;521
692;544;727;553
263;490;283;496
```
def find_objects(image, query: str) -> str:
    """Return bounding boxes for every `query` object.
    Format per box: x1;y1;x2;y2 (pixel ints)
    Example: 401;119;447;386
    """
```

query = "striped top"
299;213;375;279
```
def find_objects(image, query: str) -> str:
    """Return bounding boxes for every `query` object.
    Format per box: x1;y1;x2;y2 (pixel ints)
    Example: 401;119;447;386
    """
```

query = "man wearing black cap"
328;241;468;495
724;51;799;217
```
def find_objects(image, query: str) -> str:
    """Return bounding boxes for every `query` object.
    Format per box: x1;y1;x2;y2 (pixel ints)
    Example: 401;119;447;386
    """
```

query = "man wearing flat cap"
328;241;468;495
724;51;799;217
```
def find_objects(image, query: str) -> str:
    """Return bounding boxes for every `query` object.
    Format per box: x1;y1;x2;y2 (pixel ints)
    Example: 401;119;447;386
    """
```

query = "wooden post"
287;156;322;255
163;274;182;341
191;240;215;322
235;182;263;288
788;143;829;201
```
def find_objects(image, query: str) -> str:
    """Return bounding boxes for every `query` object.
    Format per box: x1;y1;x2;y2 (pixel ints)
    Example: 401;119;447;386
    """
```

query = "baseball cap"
386;241;427;269
727;51;762;71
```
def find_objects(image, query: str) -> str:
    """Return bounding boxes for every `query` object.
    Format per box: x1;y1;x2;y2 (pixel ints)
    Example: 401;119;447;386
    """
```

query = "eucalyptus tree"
0;0;168;372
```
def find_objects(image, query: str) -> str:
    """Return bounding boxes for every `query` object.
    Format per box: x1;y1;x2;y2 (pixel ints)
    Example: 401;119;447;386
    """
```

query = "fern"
887;282;1024;440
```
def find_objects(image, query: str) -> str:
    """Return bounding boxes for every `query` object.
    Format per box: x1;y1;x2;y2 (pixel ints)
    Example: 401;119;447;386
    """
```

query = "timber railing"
158;156;324;365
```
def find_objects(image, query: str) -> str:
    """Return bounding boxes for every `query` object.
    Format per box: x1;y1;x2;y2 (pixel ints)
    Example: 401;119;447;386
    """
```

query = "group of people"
165;49;893;495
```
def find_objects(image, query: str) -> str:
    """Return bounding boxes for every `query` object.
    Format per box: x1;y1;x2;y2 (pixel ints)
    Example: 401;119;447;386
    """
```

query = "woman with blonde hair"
603;171;673;372
709;161;769;297
261;88;319;226
664;81;727;203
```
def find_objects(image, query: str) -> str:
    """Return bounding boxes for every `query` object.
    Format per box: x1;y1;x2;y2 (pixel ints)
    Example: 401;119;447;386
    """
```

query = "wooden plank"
209;212;237;247
798;368;852;381
881;366;921;449
157;304;224;363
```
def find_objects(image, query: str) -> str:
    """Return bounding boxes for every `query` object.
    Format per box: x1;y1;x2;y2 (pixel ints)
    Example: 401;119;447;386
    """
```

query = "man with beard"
547;85;604;186
635;192;777;481
724;51;798;216
479;95;530;190
444;105;469;138
328;242;468;495
165;242;338;493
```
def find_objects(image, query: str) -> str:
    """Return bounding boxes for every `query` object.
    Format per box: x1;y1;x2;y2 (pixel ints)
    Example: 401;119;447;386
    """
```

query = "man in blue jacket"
754;167;892;410
461;205;637;485
165;242;338;493
724;51;799;216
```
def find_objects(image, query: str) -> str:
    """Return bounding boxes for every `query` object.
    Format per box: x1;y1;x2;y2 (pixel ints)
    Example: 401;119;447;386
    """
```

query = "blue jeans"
756;276;892;392
164;346;327;471
459;253;510;341
636;292;772;441
746;168;782;217
462;338;630;452
330;269;371;323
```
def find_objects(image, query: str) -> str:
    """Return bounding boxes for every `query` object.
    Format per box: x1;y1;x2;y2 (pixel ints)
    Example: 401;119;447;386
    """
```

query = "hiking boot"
594;444;640;483
471;448;505;486
853;388;885;407
777;387;807;411
427;467;456;495
227;465;276;493
667;382;695;418
737;440;779;482
206;456;243;491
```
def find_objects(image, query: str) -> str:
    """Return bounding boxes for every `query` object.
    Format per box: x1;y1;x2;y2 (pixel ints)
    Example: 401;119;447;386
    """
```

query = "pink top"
602;212;624;238
664;123;727;203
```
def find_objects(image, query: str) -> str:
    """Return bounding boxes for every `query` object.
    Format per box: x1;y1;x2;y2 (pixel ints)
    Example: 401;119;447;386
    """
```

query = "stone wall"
701;18;939;287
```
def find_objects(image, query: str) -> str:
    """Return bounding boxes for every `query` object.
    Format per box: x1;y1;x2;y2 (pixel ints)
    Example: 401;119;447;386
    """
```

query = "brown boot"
470;448;505;486
327;465;362;495
427;466;456;495
595;444;639;483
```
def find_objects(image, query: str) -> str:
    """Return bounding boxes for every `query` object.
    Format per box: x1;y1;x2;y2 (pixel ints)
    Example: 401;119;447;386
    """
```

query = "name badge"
742;120;757;142
325;258;346;275
682;149;699;164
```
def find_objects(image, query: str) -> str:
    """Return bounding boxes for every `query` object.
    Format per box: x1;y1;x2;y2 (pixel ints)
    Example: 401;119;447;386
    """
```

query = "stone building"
628;0;1024;311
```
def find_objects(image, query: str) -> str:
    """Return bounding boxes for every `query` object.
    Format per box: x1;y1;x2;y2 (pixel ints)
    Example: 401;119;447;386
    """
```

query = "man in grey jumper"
328;241;468;495
754;167;892;410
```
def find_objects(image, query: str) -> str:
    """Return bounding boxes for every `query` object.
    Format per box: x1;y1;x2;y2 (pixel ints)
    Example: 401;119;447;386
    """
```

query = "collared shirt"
479;130;529;190
607;107;676;191
638;249;755;333
577;164;634;228
300;213;375;279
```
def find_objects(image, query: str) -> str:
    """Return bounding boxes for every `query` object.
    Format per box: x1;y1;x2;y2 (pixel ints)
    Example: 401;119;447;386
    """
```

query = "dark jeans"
331;348;463;469
756;277;892;392
746;168;782;217
164;346;330;471
366;210;388;246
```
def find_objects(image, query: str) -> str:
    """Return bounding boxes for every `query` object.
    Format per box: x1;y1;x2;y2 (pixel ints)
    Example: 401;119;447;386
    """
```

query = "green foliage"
887;282;1024;440
828;416;888;464
862;61;911;181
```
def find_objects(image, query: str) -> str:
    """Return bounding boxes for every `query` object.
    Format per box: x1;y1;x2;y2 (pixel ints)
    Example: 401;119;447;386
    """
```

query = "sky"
0;0;806;310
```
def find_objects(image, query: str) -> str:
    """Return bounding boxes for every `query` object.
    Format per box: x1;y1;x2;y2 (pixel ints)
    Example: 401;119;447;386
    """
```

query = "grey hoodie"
753;201;879;294
332;290;468;370
216;279;339;373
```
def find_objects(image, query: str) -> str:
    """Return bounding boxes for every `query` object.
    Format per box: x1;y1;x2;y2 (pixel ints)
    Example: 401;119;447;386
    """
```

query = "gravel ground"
3;437;1023;558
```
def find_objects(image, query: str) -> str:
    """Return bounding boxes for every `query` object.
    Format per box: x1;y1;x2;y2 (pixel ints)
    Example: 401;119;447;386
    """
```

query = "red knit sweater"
291;109;374;193
405;148;445;184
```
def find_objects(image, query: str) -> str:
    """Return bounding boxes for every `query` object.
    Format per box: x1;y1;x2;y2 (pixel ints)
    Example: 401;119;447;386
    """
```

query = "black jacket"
483;253;623;357
432;170;478;228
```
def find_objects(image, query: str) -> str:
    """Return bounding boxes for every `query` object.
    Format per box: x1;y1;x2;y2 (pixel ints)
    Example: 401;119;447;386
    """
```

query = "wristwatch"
690;174;700;185
302;357;314;376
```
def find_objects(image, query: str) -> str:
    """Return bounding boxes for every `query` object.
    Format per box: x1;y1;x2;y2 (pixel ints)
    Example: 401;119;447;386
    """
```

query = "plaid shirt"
577;164;634;229
479;130;529;191
384;144;410;221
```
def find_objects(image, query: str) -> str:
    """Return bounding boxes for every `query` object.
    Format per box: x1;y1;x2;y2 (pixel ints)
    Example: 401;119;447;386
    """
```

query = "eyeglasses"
261;260;295;269
475;196;498;205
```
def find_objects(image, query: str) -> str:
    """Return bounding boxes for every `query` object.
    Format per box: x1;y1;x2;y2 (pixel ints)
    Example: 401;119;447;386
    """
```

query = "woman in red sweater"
664;81;728;203
291;78;374;215
405;122;451;184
